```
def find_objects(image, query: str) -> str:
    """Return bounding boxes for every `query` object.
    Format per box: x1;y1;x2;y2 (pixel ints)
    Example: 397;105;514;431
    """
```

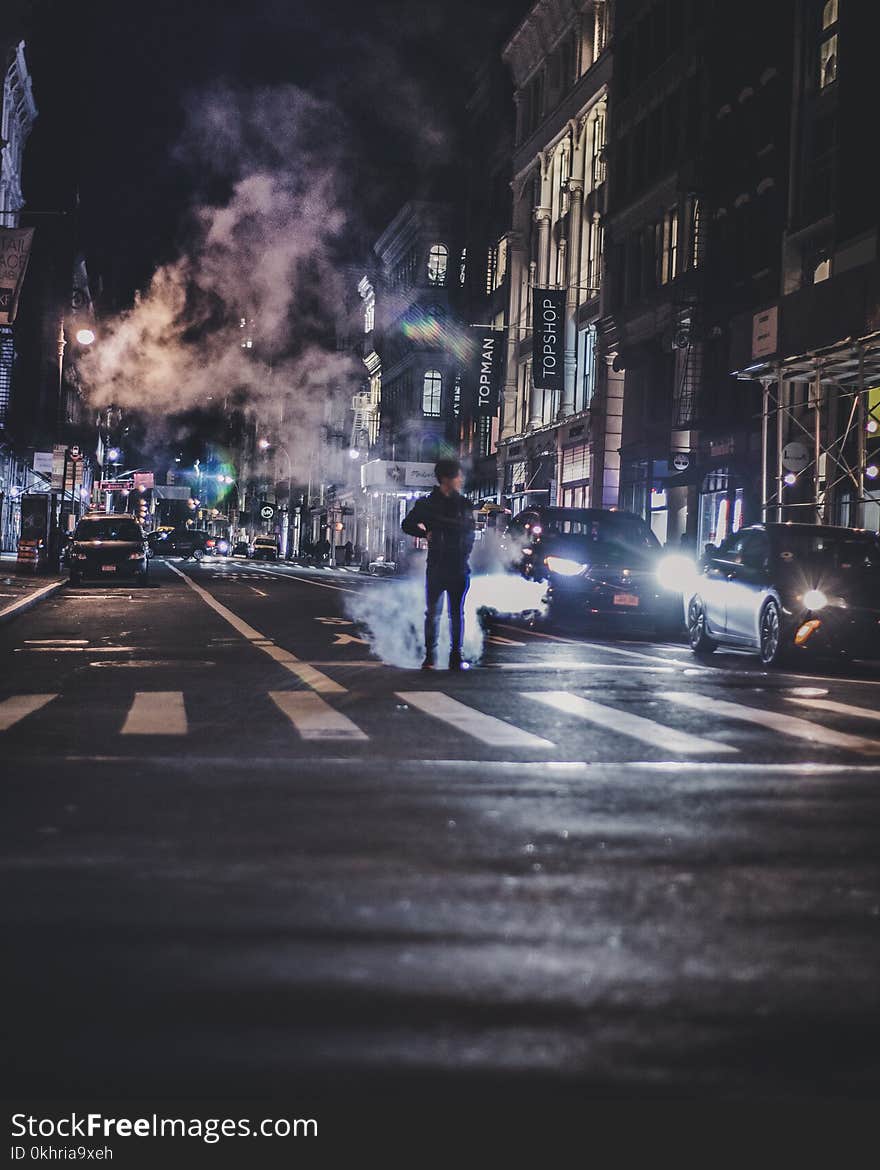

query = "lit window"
661;207;679;284
819;35;838;87
422;369;442;416
819;0;839;89
813;256;832;283
427;244;448;286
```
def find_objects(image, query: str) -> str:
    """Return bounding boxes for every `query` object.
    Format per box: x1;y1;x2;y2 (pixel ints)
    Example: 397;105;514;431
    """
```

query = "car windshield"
75;519;141;542
539;509;658;547
777;529;880;570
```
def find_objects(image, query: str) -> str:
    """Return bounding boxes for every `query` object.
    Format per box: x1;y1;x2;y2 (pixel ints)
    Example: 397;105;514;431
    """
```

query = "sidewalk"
0;553;66;624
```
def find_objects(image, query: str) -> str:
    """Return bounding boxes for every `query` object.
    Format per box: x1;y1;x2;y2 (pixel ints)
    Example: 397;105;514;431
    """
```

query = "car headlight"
656;553;695;592
803;588;827;610
545;555;587;577
217;540;229;553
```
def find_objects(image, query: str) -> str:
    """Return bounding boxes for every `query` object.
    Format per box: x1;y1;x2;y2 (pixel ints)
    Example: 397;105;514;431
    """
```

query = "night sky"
19;0;529;307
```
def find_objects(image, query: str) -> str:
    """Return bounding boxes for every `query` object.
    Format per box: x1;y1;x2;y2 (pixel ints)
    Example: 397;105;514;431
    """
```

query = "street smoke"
346;570;547;668
81;85;361;481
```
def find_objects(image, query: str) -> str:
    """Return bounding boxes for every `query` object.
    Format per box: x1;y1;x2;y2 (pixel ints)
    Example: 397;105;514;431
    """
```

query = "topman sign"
471;327;503;416
532;288;565;392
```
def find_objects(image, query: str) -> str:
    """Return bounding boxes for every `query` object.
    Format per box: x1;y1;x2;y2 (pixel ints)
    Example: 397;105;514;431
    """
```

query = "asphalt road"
3;556;880;1102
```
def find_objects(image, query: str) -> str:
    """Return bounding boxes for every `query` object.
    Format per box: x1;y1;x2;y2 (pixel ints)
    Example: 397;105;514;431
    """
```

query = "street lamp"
76;328;96;346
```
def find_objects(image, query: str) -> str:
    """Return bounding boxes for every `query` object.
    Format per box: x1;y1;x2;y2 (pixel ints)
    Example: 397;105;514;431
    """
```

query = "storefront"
360;459;437;564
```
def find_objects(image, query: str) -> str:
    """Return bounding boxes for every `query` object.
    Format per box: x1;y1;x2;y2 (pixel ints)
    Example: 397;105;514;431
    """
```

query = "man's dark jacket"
402;489;475;577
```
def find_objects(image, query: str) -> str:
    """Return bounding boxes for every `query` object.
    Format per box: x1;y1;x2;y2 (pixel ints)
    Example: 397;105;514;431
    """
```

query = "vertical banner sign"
532;288;565;392
471;327;503;416
0;227;35;325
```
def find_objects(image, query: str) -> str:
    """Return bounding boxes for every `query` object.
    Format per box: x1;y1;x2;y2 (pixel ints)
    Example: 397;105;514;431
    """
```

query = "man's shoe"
448;651;469;671
421;655;436;671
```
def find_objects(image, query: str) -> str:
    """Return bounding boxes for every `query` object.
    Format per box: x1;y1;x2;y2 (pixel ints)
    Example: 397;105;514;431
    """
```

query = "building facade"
498;0;615;518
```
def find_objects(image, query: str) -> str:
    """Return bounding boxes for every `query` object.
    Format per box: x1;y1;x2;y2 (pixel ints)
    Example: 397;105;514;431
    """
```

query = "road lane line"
496;623;681;665
167;562;345;694
248;566;357;593
269;691;368;741
665;691;880;753
121;692;188;736
785;696;880;721
396;691;554;749
524;691;736;755
0;694;57;731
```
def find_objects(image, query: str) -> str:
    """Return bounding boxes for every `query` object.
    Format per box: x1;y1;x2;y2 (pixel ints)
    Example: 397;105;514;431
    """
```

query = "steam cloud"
346;567;548;668
82;85;362;481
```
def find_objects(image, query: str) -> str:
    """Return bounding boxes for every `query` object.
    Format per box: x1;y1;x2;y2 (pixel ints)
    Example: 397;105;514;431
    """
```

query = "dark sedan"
148;527;214;560
532;508;686;637
686;523;880;666
68;514;149;585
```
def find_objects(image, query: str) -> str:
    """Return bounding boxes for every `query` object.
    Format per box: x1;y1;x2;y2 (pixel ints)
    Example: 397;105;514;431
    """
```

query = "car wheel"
759;599;788;666
687;597;717;653
193;548;205;562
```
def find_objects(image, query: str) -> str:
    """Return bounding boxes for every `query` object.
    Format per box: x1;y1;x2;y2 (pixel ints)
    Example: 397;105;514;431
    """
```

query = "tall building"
355;201;467;563
0;33;38;550
729;0;880;532
498;0;614;517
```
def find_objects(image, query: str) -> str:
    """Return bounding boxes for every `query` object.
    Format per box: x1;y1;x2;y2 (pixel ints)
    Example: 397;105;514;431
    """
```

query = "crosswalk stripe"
396;691;554;749
785;696;880;722
666;691;880;753
121;692;188;736
523;691;736;755
0;694;57;731
269;691;368;741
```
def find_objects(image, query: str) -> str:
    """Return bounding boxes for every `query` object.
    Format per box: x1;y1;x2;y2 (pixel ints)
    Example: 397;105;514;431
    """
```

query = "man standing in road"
401;459;475;671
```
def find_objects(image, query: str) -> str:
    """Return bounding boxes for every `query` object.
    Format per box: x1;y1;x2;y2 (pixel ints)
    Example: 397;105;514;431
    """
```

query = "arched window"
422;370;442;416
427;244;448;286
822;0;838;29
819;0;839;89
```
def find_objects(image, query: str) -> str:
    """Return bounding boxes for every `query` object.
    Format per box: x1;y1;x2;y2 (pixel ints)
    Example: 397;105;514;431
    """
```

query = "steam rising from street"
346;571;547;668
81;85;360;479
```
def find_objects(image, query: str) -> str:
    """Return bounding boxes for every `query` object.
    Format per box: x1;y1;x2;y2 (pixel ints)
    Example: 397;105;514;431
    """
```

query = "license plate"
101;564;117;572
613;592;639;607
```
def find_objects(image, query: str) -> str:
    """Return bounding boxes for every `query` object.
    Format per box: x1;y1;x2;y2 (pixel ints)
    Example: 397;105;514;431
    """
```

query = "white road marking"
25;639;88;645
167;563;345;694
250;566;357;593
495;623;679;665
121;692;188;736
250;587;268;597
269;691;368;741
524;691;736;755
785;696;880;722
665;691;880;753
397;691;554;749
0;694;57;731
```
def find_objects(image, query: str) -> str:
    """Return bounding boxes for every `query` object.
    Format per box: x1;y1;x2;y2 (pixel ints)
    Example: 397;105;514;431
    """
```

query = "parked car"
252;535;279;561
686;523;880;666
531;508;686;637
68;514;149;586
148;528;213;560
231;541;251;558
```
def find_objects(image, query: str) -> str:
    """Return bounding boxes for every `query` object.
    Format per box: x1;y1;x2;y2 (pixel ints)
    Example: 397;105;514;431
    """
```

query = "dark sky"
20;0;528;306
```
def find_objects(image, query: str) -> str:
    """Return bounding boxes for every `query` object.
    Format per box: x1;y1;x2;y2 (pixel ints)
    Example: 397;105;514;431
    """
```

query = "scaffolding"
746;331;880;529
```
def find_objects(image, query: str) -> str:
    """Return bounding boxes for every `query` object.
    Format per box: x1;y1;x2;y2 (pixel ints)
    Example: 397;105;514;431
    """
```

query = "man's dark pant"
425;571;470;658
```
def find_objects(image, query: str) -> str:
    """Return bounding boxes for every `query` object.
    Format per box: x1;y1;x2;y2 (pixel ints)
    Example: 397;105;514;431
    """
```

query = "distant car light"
545;555;587;577
656;553;695;592
217;540;229;553
531;525;543;536
803;589;828;610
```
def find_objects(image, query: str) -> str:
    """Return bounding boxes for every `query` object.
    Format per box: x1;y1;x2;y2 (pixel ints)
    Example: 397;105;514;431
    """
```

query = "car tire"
193;548;205;562
687;597;717;653
759;599;789;667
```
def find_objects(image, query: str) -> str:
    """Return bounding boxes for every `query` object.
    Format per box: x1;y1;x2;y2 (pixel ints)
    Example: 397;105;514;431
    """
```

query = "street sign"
68;444;83;463
260;504;276;521
99;481;130;492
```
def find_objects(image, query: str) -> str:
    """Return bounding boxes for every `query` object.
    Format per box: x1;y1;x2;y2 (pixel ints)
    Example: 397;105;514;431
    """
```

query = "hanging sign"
532;288;565;391
471;327;503;416
0;227;35;325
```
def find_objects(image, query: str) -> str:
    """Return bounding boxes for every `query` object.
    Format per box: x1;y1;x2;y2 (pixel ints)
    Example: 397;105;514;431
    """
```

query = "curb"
0;579;66;625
